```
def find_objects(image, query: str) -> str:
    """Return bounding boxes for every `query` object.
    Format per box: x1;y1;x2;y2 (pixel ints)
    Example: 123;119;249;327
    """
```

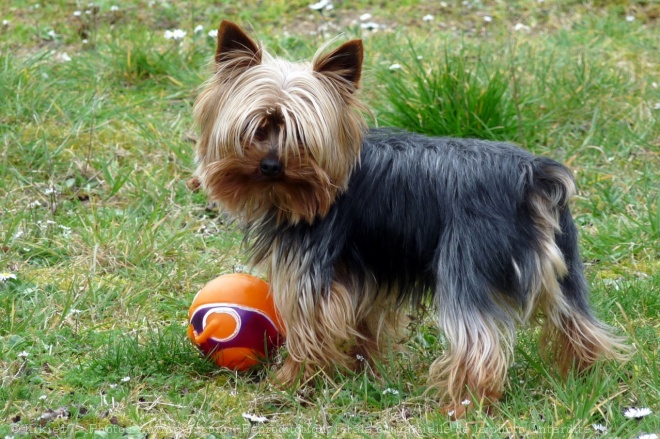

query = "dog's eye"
253;126;268;142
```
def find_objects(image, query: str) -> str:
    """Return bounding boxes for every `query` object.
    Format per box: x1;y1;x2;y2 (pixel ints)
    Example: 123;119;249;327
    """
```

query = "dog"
192;20;627;415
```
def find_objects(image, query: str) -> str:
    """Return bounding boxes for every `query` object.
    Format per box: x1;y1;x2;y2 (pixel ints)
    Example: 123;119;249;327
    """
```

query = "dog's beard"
202;148;339;224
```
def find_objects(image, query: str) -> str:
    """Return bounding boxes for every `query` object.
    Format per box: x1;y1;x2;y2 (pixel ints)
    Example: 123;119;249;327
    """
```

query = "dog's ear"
313;39;363;90
215;20;261;67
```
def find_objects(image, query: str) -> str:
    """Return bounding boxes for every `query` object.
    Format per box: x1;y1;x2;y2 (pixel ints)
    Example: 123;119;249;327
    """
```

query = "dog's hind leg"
527;159;630;374
428;228;517;416
536;204;630;375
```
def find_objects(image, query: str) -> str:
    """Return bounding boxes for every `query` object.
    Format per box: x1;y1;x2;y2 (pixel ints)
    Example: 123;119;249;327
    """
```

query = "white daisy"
110;5;119;11
423;14;434;22
0;272;17;282
359;13;372;21
360;22;380;30
208;29;218;38
309;0;331;11
624;407;652;419
592;424;607;433
164;29;186;40
388;63;402;70
242;413;267;423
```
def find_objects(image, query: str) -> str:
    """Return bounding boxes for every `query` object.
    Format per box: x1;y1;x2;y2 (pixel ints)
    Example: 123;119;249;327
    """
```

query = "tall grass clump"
375;48;522;142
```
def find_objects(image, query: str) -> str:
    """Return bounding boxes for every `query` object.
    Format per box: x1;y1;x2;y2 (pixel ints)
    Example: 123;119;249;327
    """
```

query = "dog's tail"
528;158;630;374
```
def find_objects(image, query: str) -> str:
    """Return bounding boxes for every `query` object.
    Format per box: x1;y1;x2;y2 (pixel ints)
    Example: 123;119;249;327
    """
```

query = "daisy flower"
360;22;380;30
624;407;652;419
242;413;267;423
0;272;17;282
164;29;186;40
592;424;607;433
309;0;331;11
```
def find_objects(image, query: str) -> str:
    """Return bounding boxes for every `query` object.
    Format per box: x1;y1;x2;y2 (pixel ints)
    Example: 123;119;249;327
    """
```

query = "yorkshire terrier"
193;20;628;414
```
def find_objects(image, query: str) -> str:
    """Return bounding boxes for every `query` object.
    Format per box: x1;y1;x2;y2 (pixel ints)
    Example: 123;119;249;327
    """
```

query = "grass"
1;0;659;438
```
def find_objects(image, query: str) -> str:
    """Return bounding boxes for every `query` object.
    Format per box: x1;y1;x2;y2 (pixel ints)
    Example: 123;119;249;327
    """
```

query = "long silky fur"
193;21;629;412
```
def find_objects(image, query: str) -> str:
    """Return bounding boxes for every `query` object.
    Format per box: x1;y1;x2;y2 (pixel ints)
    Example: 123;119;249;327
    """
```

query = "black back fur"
250;129;586;316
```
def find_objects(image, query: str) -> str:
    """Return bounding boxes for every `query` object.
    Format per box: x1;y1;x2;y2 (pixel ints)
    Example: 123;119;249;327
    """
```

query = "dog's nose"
259;156;283;178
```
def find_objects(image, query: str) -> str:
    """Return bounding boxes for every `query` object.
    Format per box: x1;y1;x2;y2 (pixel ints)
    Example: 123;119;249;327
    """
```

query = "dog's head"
193;21;367;224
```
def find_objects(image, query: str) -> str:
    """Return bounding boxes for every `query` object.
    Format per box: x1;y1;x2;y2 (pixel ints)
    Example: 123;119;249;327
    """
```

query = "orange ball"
187;273;284;371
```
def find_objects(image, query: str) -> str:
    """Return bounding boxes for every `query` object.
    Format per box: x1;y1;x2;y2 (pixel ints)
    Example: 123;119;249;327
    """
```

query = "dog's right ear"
215;20;261;67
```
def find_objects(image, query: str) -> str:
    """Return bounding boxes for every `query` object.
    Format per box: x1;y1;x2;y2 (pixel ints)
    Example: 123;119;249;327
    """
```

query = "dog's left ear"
313;40;363;90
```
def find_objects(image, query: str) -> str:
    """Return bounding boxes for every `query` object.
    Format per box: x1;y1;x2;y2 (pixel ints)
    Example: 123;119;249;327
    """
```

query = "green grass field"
1;0;659;437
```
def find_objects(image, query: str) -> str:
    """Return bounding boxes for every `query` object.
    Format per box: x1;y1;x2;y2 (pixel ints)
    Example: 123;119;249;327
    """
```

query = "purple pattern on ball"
190;304;281;356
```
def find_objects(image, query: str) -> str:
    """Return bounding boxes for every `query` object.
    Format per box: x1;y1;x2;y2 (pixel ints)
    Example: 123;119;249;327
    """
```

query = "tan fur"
539;312;630;376
429;306;514;414
350;278;408;367
267;248;407;386
193;23;368;224
527;168;630;375
523;187;571;323
201;146;337;224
